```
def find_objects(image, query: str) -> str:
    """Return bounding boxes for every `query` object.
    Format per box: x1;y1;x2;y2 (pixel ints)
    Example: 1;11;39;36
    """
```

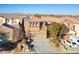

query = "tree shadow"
26;36;35;51
0;41;17;51
0;31;17;52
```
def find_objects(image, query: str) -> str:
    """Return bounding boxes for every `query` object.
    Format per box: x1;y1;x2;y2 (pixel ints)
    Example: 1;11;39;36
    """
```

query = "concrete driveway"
27;34;54;54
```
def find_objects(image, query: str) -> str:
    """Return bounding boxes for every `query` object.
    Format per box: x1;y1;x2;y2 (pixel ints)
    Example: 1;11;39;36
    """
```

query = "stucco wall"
0;17;6;25
74;24;79;36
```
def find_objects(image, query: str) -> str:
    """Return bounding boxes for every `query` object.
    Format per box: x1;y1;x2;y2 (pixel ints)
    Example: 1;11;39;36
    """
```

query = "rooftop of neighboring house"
62;16;79;24
0;14;30;20
0;14;79;24
2;23;18;29
0;25;13;33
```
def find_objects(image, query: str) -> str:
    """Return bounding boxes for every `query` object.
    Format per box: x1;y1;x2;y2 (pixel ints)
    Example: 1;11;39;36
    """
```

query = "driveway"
27;34;54;54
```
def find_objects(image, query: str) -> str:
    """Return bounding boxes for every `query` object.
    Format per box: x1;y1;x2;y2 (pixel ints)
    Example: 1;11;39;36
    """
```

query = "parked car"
70;42;77;48
71;36;79;45
64;40;78;48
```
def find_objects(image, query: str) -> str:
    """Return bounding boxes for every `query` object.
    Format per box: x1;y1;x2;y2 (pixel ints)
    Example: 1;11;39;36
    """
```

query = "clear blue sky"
0;4;79;15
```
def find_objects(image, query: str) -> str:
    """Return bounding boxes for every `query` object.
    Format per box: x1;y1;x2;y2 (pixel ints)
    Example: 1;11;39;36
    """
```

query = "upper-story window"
30;22;40;27
6;19;9;24
6;19;12;25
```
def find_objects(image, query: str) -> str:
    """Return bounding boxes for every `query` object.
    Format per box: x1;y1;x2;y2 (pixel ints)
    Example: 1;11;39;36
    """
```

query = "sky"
0;4;79;15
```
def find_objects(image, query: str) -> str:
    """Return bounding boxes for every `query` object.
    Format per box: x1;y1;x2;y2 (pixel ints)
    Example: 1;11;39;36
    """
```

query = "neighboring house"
0;16;13;41
0;25;13;41
0;14;79;40
0;14;51;39
12;18;20;28
23;15;79;39
0;16;20;42
6;18;20;28
2;23;20;42
24;16;50;39
0;16;6;25
63;17;79;40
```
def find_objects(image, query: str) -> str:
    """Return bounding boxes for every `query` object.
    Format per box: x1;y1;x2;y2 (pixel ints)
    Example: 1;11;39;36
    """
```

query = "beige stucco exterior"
0;17;6;25
74;24;79;36
64;22;79;39
0;26;13;41
1;14;79;40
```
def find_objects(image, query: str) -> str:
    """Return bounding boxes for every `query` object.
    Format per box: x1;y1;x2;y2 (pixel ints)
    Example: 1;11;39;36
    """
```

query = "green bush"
48;22;69;47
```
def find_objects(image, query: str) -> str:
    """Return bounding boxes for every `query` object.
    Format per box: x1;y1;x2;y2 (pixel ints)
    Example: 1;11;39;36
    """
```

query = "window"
35;22;37;26
7;19;9;22
73;25;75;31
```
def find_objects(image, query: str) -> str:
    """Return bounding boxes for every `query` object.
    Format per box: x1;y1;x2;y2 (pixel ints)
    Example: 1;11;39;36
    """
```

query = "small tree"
48;22;61;47
48;22;69;47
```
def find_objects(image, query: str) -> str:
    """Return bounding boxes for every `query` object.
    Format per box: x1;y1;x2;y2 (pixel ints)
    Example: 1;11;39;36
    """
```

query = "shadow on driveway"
0;41;17;51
